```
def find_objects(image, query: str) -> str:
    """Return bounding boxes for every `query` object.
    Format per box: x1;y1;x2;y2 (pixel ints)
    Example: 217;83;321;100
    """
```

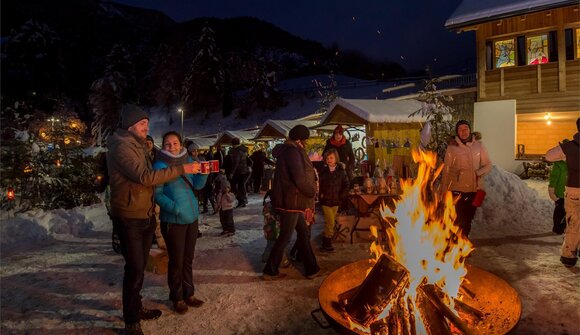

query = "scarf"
330;136;346;147
156;148;189;167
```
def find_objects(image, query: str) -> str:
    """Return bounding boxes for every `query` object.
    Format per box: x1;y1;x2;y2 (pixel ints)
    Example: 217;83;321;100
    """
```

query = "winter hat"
334;125;344;135
289;125;310;141
121;105;149;129
146;135;154;143
188;143;199;152
222;180;231;192
231;137;241;146
455;120;471;134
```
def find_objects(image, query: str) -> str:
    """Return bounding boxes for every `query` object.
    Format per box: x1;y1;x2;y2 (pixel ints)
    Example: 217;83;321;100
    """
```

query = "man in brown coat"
107;105;200;335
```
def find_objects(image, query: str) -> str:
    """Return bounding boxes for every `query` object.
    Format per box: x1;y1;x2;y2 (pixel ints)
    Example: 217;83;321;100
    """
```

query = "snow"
1;166;578;334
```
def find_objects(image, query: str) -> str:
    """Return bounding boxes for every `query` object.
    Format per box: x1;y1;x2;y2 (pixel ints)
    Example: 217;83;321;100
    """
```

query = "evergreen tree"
182;25;224;118
314;73;339;114
409;77;456;159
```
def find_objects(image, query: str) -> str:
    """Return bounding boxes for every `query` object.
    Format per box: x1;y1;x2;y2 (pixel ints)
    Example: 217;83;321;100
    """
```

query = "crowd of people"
104;104;578;335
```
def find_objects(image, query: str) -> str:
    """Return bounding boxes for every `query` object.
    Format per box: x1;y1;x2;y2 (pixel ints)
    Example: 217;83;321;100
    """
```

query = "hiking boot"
306;268;326;280
125;322;144;335
184;296;204;308
560;256;577;267
260;273;288;281
173;300;188;314
321;237;335;252
139;307;161;320
219;231;234;237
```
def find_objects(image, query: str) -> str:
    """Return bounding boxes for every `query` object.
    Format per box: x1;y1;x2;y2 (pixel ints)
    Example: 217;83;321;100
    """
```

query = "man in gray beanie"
106;104;201;335
262;124;321;280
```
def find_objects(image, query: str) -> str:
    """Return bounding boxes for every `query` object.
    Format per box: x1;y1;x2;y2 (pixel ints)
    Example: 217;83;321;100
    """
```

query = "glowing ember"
352;149;474;332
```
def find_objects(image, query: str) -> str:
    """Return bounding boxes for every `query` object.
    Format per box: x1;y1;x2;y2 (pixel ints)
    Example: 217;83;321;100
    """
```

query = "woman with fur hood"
440;120;492;238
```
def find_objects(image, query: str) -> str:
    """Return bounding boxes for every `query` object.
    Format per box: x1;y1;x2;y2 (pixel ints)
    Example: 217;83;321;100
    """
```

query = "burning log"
416;288;452;335
454;298;484;320
344;254;409;327
420;284;477;335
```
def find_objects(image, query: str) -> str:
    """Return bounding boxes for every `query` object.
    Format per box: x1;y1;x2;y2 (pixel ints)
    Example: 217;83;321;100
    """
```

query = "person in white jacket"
441;120;492;238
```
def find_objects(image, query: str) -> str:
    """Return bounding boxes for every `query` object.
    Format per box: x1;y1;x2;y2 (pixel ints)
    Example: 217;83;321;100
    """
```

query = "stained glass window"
495;39;515;68
527;34;549;65
576;28;580;59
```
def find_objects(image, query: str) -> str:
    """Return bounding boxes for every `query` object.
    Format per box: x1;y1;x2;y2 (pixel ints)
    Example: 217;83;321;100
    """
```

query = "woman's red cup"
200;161;210;174
209;160;219;173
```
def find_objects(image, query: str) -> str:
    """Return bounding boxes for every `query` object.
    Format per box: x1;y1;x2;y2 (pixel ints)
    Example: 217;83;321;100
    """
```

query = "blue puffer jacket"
153;149;208;224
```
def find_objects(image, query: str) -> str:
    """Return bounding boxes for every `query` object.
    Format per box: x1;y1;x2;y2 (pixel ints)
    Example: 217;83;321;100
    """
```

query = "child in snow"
261;191;280;262
216;180;236;236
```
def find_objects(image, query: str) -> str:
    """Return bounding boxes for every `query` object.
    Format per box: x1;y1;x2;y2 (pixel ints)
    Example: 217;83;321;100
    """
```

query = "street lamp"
177;108;184;139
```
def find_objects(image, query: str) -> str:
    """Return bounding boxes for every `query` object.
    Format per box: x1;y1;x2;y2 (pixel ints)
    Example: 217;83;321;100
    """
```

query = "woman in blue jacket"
154;131;207;314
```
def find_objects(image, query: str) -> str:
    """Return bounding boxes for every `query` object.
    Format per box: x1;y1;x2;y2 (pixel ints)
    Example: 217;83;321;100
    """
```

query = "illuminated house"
446;0;579;173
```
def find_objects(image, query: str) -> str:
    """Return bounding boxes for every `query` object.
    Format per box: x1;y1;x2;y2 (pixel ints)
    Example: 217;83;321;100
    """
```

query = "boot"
125;322;144;335
139;307;161;320
322;237;335;252
173;300;189;314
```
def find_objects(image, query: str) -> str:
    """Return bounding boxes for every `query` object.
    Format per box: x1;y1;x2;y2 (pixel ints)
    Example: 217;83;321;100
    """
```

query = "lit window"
576;28;580;59
527;35;549;65
495;39;515;68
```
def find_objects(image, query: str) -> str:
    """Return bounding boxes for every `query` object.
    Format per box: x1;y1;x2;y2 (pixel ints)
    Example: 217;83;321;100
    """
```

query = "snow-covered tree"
409;77;457;159
147;43;184;112
182;25;224;118
313;73;339;114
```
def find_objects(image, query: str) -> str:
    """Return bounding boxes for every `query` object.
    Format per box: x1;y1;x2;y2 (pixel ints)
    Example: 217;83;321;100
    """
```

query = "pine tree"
314;73;339;114
409;77;456;159
182;25;224;118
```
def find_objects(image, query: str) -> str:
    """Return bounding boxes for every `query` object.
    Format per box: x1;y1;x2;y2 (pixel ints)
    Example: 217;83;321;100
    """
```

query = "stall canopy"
253;120;319;141
214;129;259;147
319;97;426;126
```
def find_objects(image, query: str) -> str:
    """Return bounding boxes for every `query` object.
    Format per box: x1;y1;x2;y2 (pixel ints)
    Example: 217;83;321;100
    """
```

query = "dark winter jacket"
153;149;208;224
106;129;185;219
319;163;350;207
560;133;579;188
250;150;275;178
324;139;355;171
271;141;316;211
230;145;250;175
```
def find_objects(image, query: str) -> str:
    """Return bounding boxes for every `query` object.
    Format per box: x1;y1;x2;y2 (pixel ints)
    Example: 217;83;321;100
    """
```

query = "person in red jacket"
324;125;356;180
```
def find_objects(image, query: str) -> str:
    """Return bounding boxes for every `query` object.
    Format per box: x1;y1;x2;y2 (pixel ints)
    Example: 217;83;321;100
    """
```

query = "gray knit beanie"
121;105;149;129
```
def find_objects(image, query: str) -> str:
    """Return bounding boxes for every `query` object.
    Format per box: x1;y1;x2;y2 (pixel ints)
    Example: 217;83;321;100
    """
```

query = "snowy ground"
0;167;579;335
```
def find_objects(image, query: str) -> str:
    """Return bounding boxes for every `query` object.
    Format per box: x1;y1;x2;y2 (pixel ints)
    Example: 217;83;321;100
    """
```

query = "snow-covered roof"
186;136;218;150
445;0;577;30
253;120;320;140
319;98;425;126
215;129;259;146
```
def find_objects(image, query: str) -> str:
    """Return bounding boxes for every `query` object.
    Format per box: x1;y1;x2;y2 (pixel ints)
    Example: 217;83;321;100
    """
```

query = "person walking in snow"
440;120;492;238
545;118;580;267
229;137;251;207
324;125;356;180
548;144;568;235
153;131;207;315
262;125;320;280
216;180;236;236
249;145;275;193
318;148;350;252
106;105;200;335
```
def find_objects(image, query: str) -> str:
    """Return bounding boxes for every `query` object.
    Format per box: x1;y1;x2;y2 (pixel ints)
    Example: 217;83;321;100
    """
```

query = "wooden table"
348;193;399;244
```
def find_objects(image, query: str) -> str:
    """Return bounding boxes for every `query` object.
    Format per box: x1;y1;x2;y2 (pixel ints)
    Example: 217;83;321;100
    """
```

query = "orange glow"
6;187;15;201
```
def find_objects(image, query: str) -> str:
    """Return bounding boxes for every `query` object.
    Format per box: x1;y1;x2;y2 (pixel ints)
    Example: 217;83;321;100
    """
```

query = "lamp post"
178;108;184;139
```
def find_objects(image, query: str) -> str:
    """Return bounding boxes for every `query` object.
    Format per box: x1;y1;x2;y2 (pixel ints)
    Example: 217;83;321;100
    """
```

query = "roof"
214;129;259;146
445;0;577;30
319;98;426;126
253;120;320;140
186;136;218;150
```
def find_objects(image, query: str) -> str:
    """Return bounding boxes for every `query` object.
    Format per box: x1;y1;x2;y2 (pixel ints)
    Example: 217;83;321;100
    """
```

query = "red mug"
209;160;219;173
472;190;486;207
200;161;210;174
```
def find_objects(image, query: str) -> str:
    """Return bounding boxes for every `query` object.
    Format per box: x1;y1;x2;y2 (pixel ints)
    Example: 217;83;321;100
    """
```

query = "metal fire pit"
315;260;521;335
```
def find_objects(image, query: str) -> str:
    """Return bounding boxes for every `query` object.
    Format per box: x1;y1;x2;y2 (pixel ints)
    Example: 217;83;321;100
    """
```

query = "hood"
156;148;189;167
448;131;482;146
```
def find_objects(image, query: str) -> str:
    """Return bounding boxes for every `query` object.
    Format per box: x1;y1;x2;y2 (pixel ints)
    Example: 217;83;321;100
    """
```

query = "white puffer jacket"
441;136;492;193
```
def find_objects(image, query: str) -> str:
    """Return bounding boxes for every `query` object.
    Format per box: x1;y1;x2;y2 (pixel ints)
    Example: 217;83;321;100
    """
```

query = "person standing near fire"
440;120;492;238
107;105;200;335
262;125;320;280
545;118;580;267
324;125;356;181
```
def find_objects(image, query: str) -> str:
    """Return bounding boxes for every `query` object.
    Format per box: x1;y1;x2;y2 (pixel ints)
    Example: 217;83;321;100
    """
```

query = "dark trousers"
232;173;249;205
453;191;477;238
161;221;199;302
263;211;319;277
252;169;264;193
553;198;566;234
219;209;235;232
116;216;156;325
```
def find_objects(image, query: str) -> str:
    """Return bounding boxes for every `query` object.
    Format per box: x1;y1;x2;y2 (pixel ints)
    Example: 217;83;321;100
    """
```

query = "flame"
352;149;473;332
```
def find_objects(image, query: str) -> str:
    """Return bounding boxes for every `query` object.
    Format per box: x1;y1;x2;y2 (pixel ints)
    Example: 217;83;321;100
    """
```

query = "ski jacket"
319;163;350;207
441;136;492;193
230;145;250;175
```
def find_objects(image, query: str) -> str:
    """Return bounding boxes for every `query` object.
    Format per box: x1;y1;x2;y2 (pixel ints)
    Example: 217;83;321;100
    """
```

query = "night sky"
113;0;475;73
